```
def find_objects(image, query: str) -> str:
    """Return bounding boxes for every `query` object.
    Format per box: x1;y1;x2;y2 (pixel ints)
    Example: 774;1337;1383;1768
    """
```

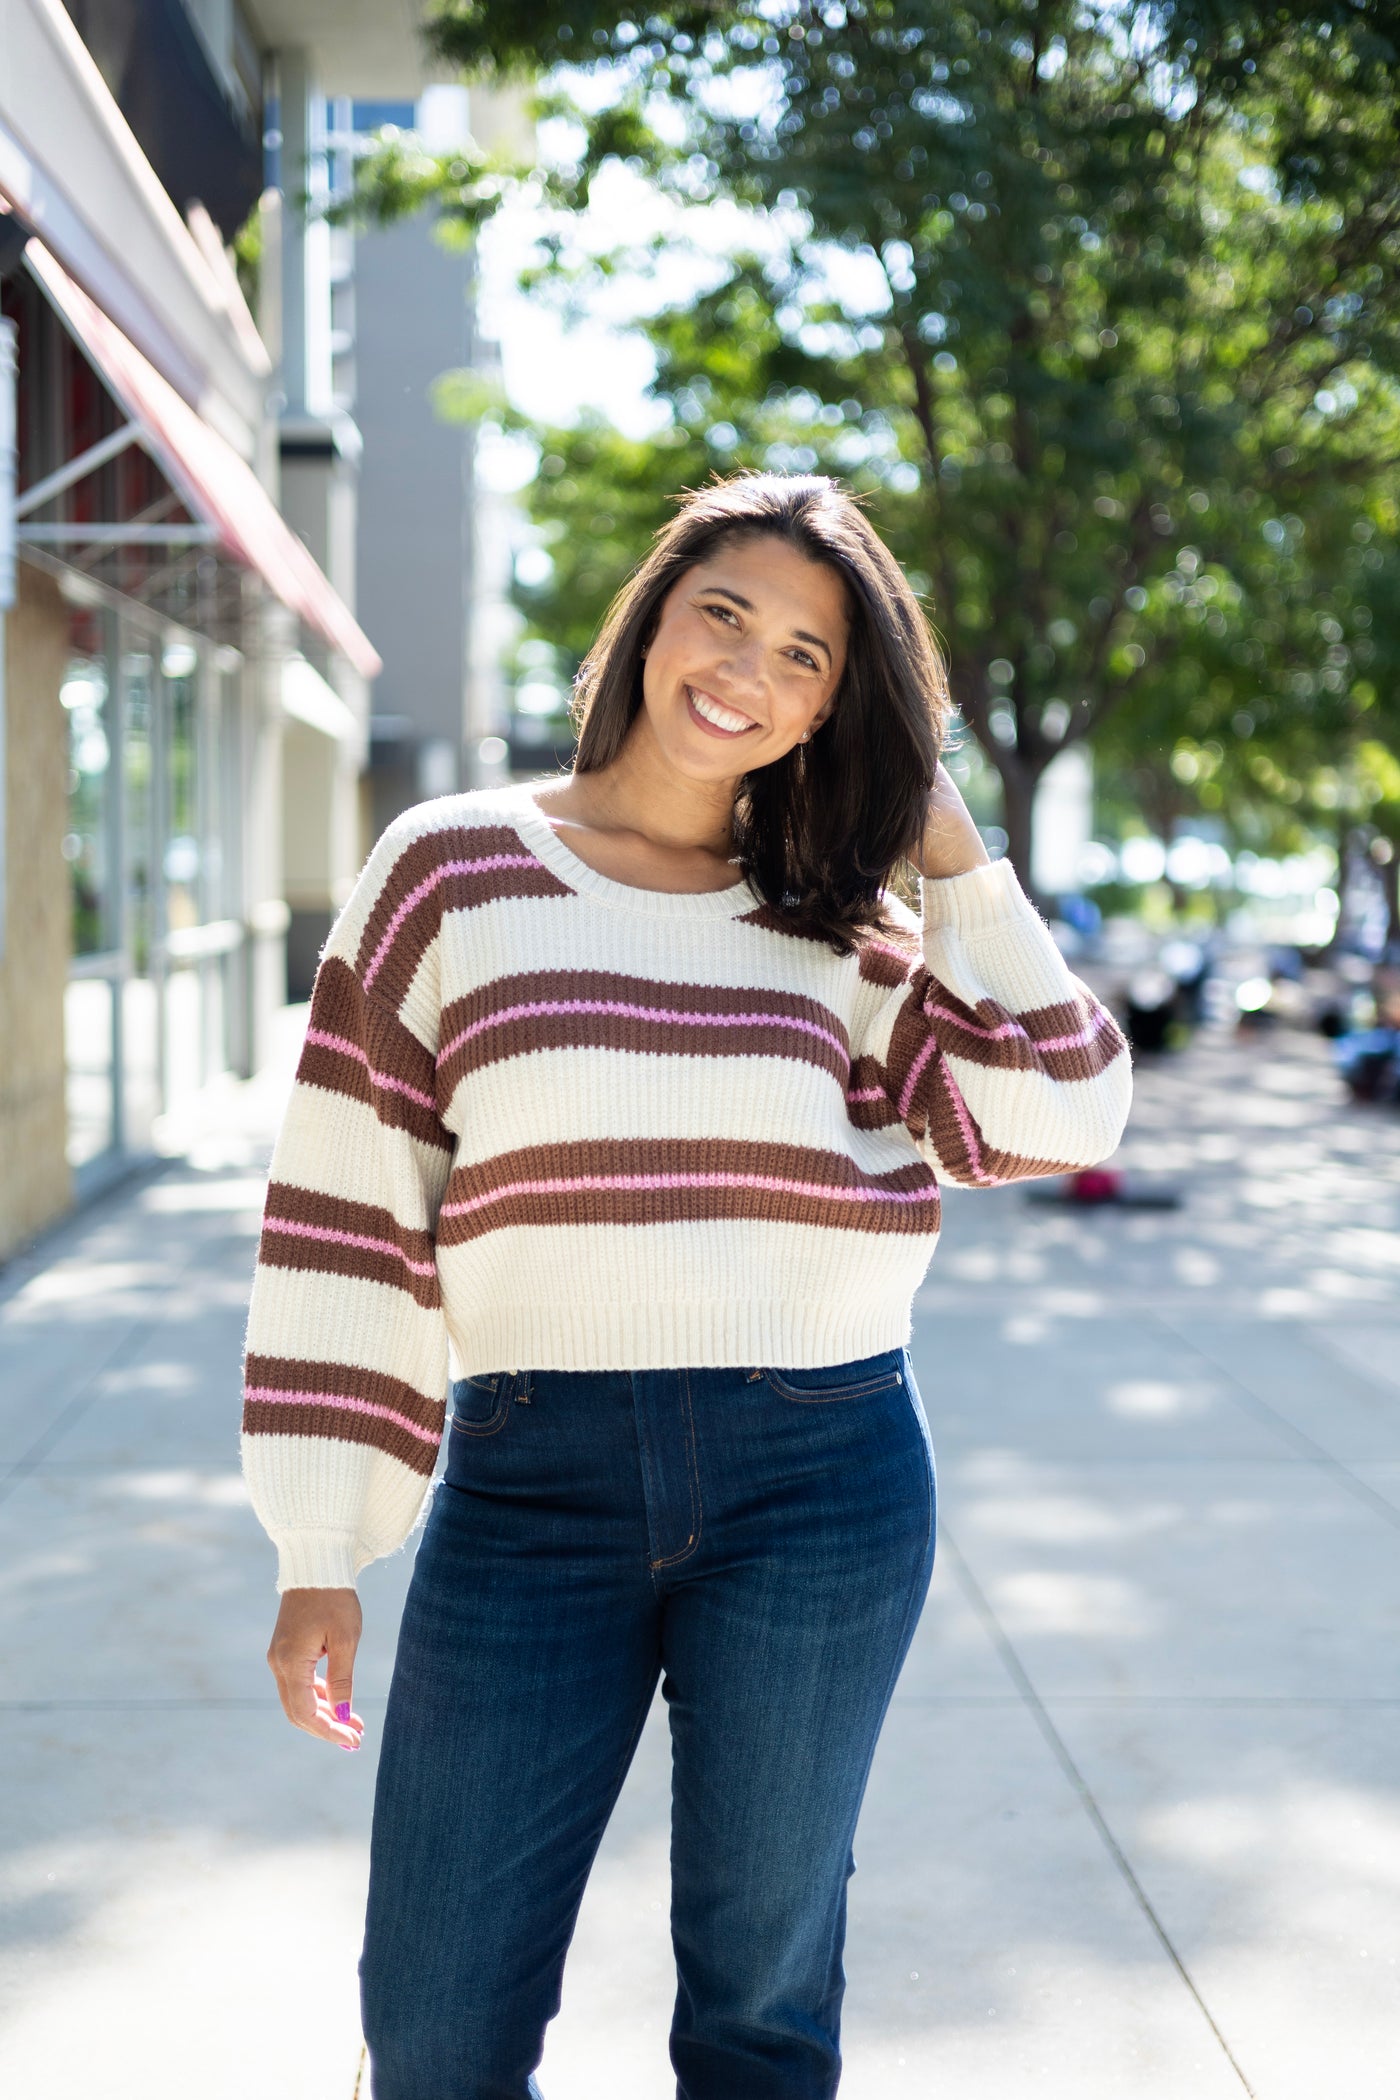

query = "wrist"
913;827;991;881
914;765;991;880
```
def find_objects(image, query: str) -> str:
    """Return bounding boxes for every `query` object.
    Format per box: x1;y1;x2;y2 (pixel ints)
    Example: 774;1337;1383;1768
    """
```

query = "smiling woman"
560;473;955;947
241;470;1132;2100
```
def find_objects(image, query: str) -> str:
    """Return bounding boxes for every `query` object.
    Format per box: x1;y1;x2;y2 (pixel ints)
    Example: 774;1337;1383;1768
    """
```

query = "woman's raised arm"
854;767;1132;1186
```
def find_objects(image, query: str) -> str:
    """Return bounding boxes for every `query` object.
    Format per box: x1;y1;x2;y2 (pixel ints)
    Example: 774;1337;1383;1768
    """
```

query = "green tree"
374;2;1400;886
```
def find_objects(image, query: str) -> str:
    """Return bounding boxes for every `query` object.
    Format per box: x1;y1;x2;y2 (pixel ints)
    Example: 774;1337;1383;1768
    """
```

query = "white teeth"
689;687;754;734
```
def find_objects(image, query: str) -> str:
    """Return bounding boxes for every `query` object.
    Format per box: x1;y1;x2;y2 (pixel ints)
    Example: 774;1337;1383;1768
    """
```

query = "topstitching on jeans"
646;1367;703;1576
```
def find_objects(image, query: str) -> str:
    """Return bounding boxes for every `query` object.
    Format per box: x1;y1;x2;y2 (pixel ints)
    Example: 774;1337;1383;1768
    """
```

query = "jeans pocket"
450;1371;515;1437
763;1350;905;1404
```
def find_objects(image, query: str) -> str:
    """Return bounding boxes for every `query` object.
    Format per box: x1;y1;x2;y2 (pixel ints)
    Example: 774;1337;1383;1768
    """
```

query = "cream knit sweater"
241;784;1131;1589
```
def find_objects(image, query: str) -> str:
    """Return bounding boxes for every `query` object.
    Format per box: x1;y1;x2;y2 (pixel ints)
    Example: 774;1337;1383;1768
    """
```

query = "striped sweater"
241;784;1131;1590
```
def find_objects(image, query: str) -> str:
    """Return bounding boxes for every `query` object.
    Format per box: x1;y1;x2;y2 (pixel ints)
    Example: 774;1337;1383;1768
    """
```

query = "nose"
720;633;768;699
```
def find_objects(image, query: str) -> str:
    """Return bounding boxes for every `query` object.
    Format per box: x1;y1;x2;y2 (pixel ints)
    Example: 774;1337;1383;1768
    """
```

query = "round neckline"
507;787;757;920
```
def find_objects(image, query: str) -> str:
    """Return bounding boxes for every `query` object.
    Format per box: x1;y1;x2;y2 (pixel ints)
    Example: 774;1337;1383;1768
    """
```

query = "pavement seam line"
939;1524;1259;2099
1154;1310;1400;1533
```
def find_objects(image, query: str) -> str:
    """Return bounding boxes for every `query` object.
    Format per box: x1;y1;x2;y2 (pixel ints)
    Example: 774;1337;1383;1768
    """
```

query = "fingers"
267;1587;365;1751
325;1616;364;1752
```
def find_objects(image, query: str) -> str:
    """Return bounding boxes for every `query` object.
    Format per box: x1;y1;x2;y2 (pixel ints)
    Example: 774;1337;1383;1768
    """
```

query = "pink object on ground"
1069;1167;1123;1203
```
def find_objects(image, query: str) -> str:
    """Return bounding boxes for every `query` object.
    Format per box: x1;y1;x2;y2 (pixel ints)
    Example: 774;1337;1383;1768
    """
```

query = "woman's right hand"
267;1586;365;1751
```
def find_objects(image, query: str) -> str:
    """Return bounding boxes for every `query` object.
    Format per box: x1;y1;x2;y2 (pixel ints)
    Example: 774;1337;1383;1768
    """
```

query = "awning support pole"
14;421;144;518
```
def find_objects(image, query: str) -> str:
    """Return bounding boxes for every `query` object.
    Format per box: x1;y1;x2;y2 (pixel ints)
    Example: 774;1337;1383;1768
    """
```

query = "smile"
686;686;759;738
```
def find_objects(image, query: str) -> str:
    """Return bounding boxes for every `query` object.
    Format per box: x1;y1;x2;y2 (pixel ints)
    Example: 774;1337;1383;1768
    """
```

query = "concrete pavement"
1;1013;1397;2097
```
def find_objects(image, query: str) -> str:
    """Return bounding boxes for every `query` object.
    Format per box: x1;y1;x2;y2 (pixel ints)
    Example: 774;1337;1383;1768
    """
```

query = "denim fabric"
360;1349;936;2100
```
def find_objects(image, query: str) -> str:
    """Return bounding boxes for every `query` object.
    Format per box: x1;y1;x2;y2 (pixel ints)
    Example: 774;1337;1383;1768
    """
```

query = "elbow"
1058;1056;1134;1169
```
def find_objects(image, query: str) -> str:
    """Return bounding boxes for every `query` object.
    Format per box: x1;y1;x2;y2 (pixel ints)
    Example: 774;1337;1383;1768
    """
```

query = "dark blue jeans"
360;1348;936;2100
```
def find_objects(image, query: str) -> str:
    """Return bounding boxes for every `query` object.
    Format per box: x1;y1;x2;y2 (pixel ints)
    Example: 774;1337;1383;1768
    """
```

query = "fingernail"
335;1702;352;1723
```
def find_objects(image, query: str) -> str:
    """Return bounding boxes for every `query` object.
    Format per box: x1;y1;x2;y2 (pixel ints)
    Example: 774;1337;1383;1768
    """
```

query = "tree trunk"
996;756;1039;900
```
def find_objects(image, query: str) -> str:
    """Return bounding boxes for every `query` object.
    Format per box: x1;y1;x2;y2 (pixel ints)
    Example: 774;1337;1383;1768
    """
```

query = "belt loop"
516;1369;532;1405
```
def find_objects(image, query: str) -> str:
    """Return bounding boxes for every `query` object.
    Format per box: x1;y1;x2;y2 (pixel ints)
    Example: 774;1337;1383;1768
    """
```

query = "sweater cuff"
918;856;1037;940
273;1529;361;1594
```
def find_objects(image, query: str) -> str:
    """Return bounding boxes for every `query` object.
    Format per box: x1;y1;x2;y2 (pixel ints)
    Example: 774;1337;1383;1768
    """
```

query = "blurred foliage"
231;201;262;313
405;2;1400;882
327;130;520;243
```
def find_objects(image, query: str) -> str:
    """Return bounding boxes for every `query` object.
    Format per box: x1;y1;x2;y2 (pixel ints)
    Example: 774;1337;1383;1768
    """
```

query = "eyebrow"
699;584;835;667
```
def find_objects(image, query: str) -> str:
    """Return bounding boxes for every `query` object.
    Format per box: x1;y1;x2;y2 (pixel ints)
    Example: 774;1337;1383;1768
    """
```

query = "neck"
576;715;738;860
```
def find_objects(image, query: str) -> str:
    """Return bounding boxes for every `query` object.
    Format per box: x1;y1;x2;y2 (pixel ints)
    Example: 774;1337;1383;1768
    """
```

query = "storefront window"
124;646;155;975
61;609;116;957
163;636;201;933
64;978;117;1171
62;606;121;1171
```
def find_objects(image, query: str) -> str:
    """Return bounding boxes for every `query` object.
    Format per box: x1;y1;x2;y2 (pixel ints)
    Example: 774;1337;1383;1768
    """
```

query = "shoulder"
341;788;565;1008
371;785;533;864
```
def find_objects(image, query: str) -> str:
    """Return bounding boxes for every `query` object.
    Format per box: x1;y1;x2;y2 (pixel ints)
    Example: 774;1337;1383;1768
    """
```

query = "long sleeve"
855;858;1132;1187
240;824;455;1591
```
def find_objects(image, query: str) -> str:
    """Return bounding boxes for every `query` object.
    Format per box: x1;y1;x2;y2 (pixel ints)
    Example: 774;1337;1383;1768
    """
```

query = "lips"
686;685;759;738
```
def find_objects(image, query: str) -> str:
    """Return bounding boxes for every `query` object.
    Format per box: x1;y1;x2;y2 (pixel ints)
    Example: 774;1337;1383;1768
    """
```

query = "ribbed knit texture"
241;784;1131;1589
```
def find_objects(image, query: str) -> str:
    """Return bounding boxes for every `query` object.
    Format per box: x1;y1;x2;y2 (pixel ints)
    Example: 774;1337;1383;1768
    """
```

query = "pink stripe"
892;1033;1004;1186
442;1172;940;1218
244;1386;440;1444
940;1069;1005;1187
363;856;540;988
305;1028;438;1111
263;1216;437;1276
846;1086;885;1103
897;1034;941;1119
440;999;845;1062
924;1002;1103;1055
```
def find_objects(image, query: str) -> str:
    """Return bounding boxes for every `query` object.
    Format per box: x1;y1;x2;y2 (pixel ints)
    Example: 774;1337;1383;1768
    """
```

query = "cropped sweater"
241;784;1132;1590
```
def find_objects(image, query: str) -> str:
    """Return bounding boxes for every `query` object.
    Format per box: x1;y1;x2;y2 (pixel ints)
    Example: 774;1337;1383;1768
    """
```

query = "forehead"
683;535;850;629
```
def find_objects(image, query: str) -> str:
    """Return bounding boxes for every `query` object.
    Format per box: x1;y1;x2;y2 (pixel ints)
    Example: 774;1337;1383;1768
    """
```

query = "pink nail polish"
335;1702;352;1723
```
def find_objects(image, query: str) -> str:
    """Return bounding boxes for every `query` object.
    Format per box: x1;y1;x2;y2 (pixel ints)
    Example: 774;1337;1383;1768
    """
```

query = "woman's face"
638;534;849;784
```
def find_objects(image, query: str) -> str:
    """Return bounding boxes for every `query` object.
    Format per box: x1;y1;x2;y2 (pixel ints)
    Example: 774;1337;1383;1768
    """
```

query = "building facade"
0;0;453;1260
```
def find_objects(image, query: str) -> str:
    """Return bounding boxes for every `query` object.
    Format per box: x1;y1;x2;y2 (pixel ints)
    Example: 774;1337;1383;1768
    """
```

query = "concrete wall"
0;564;71;1260
354;217;472;757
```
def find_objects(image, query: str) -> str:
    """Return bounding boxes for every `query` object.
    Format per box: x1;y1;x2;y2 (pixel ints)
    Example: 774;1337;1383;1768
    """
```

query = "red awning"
24;239;381;678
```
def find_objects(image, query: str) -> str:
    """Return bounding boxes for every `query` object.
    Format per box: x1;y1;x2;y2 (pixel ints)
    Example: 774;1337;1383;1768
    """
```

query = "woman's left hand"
912;763;991;881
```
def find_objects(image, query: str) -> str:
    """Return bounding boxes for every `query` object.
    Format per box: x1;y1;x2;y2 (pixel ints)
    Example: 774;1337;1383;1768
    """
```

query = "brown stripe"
353;825;572;1010
857;935;920;987
242;1354;445;1476
437;1137;940;1243
437;971;850;1096
300;958;453;1153
736;902;830;943
258;1182;440;1308
846;1054;901;1130
913;972;1128;1081
919;1058;1082;1186
881;971;1126;1111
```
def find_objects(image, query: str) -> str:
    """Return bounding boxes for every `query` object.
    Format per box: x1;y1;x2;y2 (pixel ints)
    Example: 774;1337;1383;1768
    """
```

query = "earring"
800;730;811;743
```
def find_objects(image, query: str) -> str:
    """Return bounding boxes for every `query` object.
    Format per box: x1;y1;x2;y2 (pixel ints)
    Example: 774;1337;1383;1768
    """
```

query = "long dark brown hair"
571;473;950;951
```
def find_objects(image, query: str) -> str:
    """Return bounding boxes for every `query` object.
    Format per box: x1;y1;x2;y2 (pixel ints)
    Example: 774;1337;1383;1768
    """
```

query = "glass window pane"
62;610;114;958
122;973;160;1152
64;977;116;1167
163;638;201;933
124;647;154;975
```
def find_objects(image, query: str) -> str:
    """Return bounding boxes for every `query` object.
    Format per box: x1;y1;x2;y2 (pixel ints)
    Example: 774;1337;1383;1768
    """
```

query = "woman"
242;472;1131;2098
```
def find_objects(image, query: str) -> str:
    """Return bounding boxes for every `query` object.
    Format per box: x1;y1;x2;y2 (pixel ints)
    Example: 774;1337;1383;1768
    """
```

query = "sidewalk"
1;1014;1397;2097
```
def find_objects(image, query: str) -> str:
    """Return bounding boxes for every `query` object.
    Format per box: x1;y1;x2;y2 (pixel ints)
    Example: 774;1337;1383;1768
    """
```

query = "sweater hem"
447;1298;919;1375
